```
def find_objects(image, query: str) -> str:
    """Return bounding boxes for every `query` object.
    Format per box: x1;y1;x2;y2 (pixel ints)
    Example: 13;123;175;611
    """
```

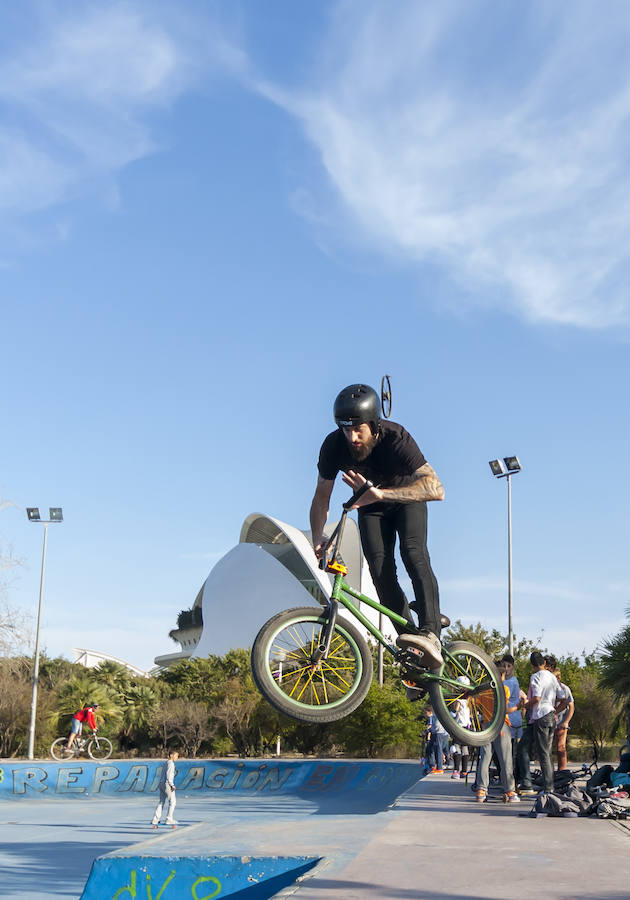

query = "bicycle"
251;483;505;746
50;732;113;761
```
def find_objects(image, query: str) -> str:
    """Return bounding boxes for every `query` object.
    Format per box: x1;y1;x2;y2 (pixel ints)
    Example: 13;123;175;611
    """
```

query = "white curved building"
154;513;393;668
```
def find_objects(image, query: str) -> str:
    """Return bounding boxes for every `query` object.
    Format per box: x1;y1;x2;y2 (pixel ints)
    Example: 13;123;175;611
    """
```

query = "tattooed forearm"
380;464;445;503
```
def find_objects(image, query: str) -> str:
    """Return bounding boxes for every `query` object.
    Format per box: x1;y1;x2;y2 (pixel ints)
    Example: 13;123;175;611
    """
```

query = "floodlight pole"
506;474;514;658
489;459;520;658
27;522;49;760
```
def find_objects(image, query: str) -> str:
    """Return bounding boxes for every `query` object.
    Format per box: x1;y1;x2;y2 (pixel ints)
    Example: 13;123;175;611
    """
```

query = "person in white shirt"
525;652;561;793
152;750;179;829
450;675;472;779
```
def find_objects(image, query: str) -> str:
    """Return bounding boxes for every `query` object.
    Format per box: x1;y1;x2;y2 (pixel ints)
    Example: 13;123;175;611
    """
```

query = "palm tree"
599;606;630;744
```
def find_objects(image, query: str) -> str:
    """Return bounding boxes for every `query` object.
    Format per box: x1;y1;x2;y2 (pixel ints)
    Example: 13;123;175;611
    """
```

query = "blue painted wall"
0;758;423;808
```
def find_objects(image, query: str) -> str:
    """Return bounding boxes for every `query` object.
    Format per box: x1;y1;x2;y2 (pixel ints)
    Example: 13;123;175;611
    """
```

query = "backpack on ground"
595;798;630;820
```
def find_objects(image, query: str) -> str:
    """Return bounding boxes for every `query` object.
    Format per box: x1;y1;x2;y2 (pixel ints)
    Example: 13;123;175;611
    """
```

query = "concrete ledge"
0;758;424;812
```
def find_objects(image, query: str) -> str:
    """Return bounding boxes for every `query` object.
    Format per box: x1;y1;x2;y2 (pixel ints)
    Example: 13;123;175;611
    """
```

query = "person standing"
501;654;523;746
552;666;574;771
425;706;449;773
450;676;472;780
152;750;179;829
525;652;561;795
310;384;445;668
475;663;521;804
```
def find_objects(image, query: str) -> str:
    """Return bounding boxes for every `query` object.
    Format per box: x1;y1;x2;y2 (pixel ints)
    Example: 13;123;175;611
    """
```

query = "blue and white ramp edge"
80;854;321;900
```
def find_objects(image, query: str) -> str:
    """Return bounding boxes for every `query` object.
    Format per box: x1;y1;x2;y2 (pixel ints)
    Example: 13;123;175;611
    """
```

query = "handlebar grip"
343;480;374;510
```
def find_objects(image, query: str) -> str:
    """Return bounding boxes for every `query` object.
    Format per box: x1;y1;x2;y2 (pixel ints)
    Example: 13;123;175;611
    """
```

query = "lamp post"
488;459;522;657
25;507;63;760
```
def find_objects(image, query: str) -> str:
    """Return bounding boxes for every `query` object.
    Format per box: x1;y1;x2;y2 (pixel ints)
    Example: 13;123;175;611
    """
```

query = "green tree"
598;608;630;742
570;669;623;755
333;682;423;758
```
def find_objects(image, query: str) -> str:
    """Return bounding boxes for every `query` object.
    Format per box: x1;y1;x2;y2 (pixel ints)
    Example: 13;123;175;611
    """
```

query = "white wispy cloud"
257;0;630;328
0;3;245;240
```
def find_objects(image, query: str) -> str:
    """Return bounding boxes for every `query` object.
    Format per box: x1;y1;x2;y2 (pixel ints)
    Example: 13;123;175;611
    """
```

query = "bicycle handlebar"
342;479;374;510
319;481;374;570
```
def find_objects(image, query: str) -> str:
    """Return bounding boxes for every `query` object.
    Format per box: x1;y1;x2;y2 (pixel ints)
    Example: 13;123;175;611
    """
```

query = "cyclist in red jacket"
66;702;99;751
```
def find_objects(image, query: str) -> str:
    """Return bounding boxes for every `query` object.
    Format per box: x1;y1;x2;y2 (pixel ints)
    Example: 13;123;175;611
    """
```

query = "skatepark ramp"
1;758;425;898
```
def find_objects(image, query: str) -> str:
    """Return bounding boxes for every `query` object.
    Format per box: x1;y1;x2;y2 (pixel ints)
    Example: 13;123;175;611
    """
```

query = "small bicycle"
251;484;505;747
50;732;113;761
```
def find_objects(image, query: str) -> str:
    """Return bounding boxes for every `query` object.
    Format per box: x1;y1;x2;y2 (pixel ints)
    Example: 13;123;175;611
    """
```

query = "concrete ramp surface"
81;853;321;899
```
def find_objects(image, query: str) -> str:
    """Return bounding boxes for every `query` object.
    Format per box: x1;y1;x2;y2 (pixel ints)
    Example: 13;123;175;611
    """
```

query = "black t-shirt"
317;421;427;494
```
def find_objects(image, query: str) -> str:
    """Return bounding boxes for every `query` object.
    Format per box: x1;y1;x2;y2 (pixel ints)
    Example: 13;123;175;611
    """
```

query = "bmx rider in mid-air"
310;383;445;668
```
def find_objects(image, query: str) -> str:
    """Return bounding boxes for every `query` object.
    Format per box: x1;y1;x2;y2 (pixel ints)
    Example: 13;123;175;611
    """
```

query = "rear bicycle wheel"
50;737;77;761
251;607;373;724
88;736;113;760
428;641;505;747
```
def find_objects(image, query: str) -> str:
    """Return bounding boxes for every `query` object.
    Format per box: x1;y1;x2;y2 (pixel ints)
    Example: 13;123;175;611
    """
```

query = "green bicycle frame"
328;571;492;695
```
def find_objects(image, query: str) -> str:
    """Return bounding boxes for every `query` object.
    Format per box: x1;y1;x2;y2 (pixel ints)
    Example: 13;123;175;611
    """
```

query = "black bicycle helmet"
333;384;381;433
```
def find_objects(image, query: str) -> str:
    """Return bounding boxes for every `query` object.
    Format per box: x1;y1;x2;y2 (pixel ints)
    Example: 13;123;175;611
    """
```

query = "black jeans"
358;501;440;635
534;711;556;793
516;723;535;788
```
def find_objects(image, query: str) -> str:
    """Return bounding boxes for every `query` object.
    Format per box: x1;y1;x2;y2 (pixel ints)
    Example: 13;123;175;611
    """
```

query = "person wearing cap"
65;702;99;751
310;383;445;668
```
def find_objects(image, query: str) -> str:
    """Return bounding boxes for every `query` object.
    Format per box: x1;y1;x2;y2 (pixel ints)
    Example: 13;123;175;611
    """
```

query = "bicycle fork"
309;597;339;666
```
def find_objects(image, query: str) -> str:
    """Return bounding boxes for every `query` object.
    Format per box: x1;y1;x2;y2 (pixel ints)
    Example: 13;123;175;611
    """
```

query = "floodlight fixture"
488;459;507;477
27;507;41;521
503;456;522;473
49;507;63;521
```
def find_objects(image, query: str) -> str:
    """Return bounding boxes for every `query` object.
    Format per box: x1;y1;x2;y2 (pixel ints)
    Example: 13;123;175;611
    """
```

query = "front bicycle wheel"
88;736;113;760
428;641;505;747
251;607;373;724
50;737;77;761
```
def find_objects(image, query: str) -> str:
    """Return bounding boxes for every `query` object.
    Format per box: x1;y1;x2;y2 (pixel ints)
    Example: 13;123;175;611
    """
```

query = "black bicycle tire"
87;737;113;760
50;737;77;761
428;641;505;747
251;606;373;724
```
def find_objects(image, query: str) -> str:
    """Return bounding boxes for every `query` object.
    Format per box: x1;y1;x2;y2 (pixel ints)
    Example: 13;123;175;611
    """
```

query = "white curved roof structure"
72;648;149;678
155;512;394;667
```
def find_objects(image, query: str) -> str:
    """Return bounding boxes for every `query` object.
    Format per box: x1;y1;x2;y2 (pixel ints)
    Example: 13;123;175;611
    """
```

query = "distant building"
154;512;390;668
72;648;150;678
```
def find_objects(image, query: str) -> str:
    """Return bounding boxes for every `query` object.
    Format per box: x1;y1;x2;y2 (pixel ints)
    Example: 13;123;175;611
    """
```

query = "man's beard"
349;439;376;461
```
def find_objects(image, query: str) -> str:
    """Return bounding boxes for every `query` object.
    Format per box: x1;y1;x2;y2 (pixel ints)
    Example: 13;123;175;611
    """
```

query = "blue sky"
1;0;629;671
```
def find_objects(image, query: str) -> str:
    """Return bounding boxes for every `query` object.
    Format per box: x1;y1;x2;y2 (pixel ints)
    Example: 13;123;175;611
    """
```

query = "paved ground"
1;768;629;898
290;773;630;900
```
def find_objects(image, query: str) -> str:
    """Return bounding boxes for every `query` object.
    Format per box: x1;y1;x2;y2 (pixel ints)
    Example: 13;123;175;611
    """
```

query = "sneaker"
476;789;487;803
433;769;444;775
518;786;536;797
504;791;520;803
451;771;460;780
396;631;443;668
